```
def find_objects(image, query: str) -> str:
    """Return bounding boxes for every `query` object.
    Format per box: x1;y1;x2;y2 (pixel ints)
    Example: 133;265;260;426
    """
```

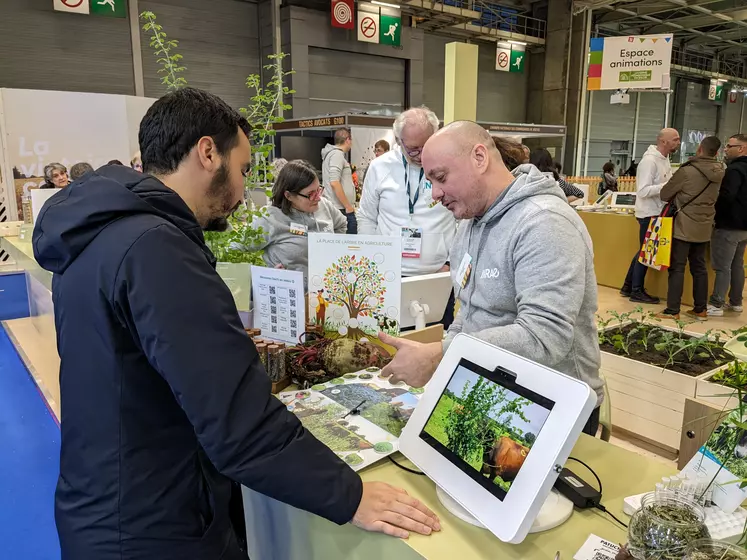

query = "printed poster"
251;266;305;345
307;233;402;342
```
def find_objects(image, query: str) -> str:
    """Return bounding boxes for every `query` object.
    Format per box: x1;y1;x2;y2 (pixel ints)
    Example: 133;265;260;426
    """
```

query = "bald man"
620;127;681;304
379;121;604;435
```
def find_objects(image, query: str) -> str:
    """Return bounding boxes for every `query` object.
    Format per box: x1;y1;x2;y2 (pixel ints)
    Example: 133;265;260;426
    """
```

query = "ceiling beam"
595;0;724;24
644;6;747;34
686;27;747;46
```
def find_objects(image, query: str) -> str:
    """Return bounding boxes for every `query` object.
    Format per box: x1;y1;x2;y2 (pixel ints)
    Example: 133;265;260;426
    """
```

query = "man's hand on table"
352;481;441;539
378;332;442;388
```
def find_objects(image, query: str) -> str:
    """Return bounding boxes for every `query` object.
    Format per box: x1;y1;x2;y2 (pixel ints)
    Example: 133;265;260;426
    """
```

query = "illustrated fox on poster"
308;234;402;340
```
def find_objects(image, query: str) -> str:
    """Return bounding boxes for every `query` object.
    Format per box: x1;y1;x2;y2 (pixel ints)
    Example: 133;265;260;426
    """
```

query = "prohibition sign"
497;51;509;69
61;0;85;5
360;16;377;39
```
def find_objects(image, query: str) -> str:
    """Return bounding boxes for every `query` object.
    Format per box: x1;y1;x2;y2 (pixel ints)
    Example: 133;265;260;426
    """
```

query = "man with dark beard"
32;88;439;560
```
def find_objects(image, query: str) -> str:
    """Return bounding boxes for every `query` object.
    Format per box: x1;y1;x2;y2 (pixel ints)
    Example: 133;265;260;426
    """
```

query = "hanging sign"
588;34;673;91
357;3;400;46
496;42;524;73
708;79;724;102
730;91;739;104
331;0;354;29
54;0;90;14
54;0;127;17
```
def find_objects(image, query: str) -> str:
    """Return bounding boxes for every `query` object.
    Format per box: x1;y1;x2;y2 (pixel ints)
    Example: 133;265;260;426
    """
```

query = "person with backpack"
656;136;724;320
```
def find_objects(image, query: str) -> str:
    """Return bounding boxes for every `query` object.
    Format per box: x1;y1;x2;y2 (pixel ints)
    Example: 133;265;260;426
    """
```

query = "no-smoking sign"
360;16;377;38
497;52;509;68
54;0;90;13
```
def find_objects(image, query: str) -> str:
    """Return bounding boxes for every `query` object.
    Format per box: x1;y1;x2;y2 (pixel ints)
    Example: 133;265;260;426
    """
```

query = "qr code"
290;320;297;328
269;286;276;295
271;306;277;315
290;309;297;318
271;326;277;333
289;289;296;298
591;553;616;560
290;299;296;308
271;316;277;324
270;296;277;304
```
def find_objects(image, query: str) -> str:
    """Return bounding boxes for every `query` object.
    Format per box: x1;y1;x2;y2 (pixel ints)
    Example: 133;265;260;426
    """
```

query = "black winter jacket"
715;156;747;231
33;165;362;560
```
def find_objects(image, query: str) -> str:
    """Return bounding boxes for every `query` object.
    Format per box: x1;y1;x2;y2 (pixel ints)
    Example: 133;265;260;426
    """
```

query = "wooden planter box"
694;368;740;411
601;325;723;453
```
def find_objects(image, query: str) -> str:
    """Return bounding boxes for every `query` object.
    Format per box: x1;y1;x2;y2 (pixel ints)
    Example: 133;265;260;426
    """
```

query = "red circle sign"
361;16;377;38
61;0;85;6
497;51;509;68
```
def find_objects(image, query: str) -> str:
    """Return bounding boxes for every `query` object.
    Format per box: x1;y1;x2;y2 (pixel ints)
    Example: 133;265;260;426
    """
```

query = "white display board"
0;88;155;221
251;266;306;345
30;188;61;225
589;34;673;91
307;233;402;340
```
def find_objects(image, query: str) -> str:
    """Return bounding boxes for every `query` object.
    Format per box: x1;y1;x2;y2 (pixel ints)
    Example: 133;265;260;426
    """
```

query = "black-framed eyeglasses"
296;186;325;200
726;144;746;150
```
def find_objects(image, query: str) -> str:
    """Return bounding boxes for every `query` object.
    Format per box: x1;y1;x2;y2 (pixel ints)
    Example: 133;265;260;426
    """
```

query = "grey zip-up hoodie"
321;144;356;211
445;164;604;405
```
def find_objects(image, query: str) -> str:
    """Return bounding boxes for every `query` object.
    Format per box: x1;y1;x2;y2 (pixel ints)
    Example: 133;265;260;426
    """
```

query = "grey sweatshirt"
237;198;347;282
445;164;604;405
321;144;356;211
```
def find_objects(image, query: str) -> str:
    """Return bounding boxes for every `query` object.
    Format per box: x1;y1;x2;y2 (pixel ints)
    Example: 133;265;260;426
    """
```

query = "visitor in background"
377;121;604;435
554;160;564;179
620;128;681;304
130;152;143;173
530;148;585;202
236;160;347;284
493;136;525;170
708;134;747;317
321;127;357;233
520;144;530;164
40;163;70;189
374;139;390;158
358;106;457;328
657;136;724;321
70;162;94;181
602;162;618;192
33;88;438;559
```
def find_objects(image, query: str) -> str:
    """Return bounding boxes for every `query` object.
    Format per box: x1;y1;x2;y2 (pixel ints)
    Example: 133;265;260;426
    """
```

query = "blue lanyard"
403;155;424;215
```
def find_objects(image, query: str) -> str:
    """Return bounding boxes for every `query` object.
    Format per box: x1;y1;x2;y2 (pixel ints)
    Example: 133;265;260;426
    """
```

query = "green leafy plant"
140;12;187;93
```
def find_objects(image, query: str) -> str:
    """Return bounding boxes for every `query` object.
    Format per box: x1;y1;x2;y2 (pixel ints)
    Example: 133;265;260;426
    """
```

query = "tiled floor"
597;285;747;468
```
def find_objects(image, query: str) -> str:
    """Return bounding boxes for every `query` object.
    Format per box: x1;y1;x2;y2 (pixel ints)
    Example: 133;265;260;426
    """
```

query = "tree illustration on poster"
323;254;387;338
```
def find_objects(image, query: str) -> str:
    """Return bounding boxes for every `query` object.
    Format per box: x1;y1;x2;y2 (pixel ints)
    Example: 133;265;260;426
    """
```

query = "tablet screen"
419;358;555;500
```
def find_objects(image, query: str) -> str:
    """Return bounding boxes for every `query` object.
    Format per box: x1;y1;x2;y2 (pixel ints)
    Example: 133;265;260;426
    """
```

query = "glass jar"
685;540;747;560
255;343;269;369
627;492;710;560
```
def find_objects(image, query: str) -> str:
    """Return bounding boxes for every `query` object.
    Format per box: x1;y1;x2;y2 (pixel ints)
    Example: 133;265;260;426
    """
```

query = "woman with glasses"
239;160;347;280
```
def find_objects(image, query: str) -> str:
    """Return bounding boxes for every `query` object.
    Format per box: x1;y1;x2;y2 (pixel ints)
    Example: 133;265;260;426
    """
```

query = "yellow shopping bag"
638;216;673;271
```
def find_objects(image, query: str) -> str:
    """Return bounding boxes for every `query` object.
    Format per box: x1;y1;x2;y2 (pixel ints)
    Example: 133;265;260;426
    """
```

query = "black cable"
568;457;628;529
388;455;425;475
568;456;603;494
596;503;629;529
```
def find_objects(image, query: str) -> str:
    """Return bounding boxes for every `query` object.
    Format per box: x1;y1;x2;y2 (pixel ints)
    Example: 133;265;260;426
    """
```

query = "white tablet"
610;191;636;209
400;334;596;544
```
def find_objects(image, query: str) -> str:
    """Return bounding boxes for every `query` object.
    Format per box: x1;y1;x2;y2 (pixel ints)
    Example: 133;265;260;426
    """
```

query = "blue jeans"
623;217;652;291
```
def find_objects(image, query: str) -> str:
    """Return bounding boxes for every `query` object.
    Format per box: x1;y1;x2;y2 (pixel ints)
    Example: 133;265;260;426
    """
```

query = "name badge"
401;227;423;259
289;222;308;236
455;253;473;288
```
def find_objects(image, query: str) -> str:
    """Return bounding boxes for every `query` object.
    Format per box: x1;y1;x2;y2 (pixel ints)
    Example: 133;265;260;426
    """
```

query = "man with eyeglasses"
708;134;747;316
358;107;457;326
322;127;358;233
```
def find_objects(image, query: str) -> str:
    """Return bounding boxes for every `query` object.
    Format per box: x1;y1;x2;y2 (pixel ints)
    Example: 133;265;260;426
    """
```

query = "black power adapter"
553;467;602;509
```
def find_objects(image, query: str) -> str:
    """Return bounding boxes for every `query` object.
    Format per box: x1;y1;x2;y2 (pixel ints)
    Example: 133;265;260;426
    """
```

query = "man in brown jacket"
658;136;724;320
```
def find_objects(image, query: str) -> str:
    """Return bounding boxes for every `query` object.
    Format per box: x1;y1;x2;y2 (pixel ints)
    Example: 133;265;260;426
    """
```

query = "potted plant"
598;307;730;451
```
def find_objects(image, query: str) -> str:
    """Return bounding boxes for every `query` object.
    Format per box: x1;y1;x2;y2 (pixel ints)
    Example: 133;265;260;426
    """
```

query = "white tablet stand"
436;487;574;534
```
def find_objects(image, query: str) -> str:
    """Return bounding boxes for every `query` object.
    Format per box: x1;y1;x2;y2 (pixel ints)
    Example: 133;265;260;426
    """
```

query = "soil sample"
256;343;269;369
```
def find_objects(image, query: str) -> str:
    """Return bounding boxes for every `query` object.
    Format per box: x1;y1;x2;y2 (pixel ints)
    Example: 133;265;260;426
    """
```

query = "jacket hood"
478;164;564;224
644;145;668;161
33;165;207;274
321;144;341;158
688;156;724;183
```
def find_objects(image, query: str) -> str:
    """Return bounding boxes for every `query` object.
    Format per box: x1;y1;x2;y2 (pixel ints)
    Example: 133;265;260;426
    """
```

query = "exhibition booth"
2;88;747;559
